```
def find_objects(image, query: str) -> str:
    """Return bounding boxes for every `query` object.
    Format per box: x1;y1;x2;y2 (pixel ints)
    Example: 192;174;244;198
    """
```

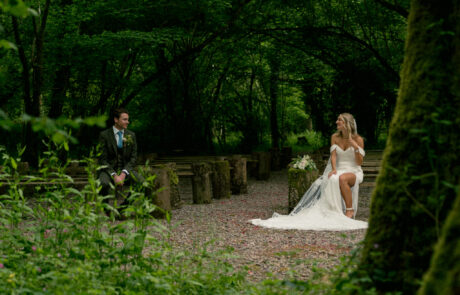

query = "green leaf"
83;116;107;127
10;157;17;170
0;40;17;50
1;0;30;17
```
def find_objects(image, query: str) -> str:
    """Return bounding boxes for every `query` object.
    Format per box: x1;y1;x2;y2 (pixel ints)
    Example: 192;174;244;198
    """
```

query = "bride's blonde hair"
338;113;357;138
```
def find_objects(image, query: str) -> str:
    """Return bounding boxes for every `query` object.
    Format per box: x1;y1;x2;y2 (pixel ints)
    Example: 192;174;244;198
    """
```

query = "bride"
250;113;368;231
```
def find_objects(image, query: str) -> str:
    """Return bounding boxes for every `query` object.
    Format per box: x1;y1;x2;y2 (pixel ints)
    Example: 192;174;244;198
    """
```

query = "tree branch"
120;0;254;108
254;26;400;82
373;0;409;18
31;0;51;116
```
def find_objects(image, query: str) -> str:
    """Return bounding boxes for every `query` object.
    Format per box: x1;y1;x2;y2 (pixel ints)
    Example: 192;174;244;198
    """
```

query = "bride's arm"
331;150;337;170
329;135;338;178
350;136;364;166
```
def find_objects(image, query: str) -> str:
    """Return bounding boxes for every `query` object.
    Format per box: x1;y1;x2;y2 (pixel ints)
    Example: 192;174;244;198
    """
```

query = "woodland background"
2;1;459;294
0;0;407;164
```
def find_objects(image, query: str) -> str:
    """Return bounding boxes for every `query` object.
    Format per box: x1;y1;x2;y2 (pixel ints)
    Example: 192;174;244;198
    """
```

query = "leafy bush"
286;130;327;152
0;144;249;294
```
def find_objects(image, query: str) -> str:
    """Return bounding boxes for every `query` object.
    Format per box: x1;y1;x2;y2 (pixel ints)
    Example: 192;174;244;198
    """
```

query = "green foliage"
418;189;460;295
0;110;106;157
0;0;36;51
286;130;327;152
0;0;35;18
0;142;248;294
1;0;401;155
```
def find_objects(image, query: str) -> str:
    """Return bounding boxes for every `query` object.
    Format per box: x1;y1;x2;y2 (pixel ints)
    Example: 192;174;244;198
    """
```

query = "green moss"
418;189;460;295
288;168;319;212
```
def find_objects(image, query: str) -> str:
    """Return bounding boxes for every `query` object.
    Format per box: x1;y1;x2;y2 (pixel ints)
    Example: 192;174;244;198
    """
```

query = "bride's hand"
348;137;359;149
328;170;337;178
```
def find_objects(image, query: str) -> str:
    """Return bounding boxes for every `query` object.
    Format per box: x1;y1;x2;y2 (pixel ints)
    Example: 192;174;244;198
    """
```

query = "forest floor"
163;170;370;282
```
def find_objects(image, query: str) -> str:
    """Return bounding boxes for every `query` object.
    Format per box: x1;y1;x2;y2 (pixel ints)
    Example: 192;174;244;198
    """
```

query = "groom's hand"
113;173;126;186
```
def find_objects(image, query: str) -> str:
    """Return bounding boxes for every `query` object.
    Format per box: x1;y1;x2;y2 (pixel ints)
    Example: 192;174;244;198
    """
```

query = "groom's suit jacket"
98;128;138;177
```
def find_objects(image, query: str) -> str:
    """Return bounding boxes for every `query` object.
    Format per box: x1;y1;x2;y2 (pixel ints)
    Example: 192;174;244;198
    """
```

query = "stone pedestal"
151;166;172;218
164;162;181;209
288;168;319;212
211;160;231;199
254;151;271;180
192;162;212;204
228;155;247;194
142;165;172;218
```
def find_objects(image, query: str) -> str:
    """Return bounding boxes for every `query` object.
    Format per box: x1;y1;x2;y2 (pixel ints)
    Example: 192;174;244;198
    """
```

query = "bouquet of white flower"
290;154;317;171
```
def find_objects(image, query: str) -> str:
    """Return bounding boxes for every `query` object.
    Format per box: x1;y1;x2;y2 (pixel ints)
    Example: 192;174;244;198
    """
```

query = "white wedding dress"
250;144;368;231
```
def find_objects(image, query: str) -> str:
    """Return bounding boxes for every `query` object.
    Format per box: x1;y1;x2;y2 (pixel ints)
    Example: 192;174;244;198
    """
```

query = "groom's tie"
117;131;123;148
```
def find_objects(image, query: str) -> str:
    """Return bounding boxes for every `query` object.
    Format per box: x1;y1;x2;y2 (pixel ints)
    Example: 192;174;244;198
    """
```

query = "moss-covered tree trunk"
288;169;319;212
359;1;460;294
165;163;181;209
418;189;460;295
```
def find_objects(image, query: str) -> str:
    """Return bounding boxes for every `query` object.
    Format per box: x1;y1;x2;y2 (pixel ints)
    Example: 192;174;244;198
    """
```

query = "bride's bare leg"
339;173;356;218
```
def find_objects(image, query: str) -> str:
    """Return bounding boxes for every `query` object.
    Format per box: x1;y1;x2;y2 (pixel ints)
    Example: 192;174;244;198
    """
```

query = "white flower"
290;154;317;171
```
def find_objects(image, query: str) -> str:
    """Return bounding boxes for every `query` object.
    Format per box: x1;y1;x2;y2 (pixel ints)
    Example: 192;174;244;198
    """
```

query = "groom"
98;108;143;200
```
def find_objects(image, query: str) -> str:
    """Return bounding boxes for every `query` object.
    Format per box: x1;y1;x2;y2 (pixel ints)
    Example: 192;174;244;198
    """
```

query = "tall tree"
418;189;460;295
12;0;51;166
359;0;460;294
268;51;280;150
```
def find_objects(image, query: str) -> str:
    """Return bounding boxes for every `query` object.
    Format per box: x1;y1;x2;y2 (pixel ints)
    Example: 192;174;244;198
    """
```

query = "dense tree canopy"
0;0;407;159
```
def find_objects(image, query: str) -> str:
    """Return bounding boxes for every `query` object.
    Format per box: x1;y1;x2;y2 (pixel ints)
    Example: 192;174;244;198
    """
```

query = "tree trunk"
13;0;51;167
269;57;280;150
48;66;70;118
359;1;460;294
418;189;460;295
241;68;258;153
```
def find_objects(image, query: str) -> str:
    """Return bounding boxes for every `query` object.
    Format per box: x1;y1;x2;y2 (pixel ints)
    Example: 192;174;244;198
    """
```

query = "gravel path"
165;170;371;282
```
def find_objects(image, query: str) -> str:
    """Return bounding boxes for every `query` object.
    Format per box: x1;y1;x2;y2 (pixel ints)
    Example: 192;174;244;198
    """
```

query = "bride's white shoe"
345;208;355;219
